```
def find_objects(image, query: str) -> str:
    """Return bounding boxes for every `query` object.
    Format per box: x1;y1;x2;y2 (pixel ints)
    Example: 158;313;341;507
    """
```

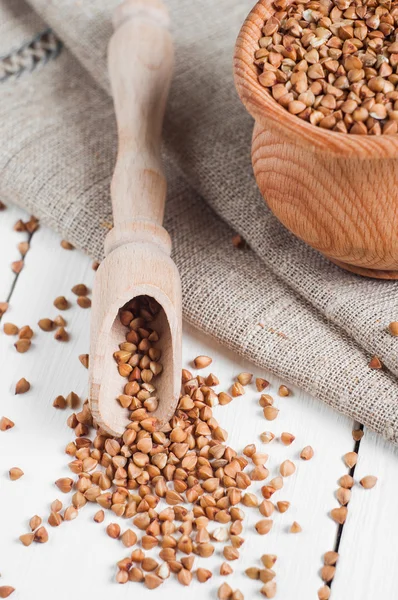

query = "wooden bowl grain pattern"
234;0;398;279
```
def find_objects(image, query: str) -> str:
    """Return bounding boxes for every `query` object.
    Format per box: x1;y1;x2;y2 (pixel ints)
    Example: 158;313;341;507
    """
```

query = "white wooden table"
0;203;395;600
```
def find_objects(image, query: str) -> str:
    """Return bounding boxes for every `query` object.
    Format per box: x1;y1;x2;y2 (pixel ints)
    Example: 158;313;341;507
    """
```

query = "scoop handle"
108;0;173;235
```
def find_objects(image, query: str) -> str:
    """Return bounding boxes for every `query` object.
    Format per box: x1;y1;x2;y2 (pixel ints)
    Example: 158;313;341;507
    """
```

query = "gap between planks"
331;426;397;599
0;204;32;308
334;422;364;547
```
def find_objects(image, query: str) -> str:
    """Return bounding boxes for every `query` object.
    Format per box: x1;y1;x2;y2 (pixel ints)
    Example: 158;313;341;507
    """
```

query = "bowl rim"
233;0;398;158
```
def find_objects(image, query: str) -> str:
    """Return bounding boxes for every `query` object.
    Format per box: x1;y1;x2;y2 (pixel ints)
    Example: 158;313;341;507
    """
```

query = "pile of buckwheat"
255;0;398;134
113;296;163;417
0;208;382;600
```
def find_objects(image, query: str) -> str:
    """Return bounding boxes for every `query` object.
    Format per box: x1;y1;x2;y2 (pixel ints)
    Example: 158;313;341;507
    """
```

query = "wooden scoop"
89;0;182;437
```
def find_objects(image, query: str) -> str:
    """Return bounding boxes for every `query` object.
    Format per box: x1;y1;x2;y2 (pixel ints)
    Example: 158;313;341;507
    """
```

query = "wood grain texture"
0;211;358;599
108;0;173;227
90;0;182;436
234;0;398;278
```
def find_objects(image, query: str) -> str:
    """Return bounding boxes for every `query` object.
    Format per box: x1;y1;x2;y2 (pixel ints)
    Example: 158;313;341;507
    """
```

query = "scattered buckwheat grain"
54;326;69;341
360;475;378;489
237;372;253;385
256;377;269;391
263;407;279;420
194;355;212;369
14;339;31;353
79;354;89;368
18;241;29;256
261;581;277;598
300;445;314;460
388;321;398;336
11;260;23;274
232;234;245;248
324;551;339;566
53;296;69;310
321;565;336;583
29;516;41;530
318;586;331;600
19;533;34;546
352;428;364;441
330;507;347;524
218;582;233;599
15;378;30;394
369;356;382;369
9;467;24;481
278;385;290;396
0;417;15;431
336;487;351;505
280;459;296;476
38;318;54;331
280;432;295;445
343;451;358;468
3;323;18;335
34;527;48;543
290;521;302;533
61;240;74;250
53;395;66;409
77;296;91;309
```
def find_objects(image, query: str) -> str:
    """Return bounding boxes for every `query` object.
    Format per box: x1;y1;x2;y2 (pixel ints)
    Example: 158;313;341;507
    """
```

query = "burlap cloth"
1;0;398;442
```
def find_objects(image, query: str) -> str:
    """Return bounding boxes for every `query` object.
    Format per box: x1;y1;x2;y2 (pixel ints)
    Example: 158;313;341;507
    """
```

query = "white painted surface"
0;206;385;599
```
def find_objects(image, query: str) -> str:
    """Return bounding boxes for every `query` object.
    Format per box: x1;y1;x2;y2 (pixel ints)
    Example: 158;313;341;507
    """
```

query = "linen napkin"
1;0;398;442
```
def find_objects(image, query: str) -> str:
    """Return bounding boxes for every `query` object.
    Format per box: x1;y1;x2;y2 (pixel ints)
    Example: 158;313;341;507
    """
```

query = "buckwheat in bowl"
234;0;398;278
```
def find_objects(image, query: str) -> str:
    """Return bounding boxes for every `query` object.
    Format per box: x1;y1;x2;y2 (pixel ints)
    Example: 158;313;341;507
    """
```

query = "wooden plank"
0;222;96;594
331;428;396;598
0;217;355;598
180;326;355;600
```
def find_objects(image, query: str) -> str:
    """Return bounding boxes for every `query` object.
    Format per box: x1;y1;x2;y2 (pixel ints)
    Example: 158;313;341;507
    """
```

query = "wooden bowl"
234;0;398;279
